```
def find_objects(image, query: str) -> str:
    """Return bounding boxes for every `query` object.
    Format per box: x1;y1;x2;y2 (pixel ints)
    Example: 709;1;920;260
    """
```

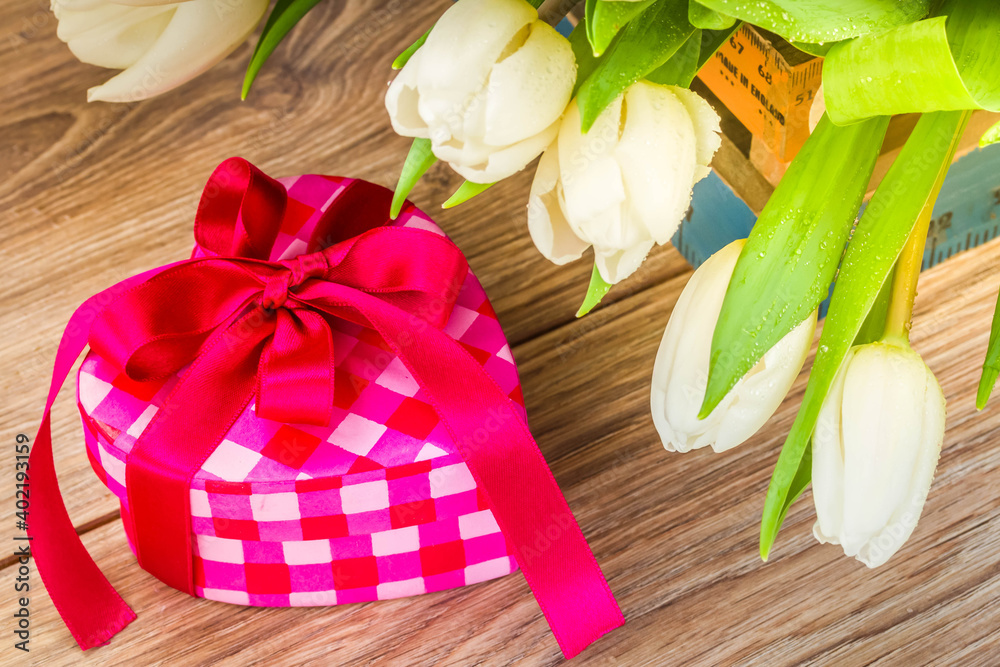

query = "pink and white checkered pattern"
77;174;522;606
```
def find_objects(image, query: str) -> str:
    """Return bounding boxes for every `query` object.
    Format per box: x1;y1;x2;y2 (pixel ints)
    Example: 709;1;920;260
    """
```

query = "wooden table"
3;1;1000;665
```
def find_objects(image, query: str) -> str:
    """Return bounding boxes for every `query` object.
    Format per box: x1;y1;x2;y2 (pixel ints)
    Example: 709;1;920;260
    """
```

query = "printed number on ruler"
699;24;821;161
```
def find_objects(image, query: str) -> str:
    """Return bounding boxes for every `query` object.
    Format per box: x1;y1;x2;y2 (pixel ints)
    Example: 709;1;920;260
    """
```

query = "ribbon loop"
195;157;287;260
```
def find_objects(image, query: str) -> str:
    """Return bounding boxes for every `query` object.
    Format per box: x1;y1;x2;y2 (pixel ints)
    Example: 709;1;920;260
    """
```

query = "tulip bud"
651;240;817;453
812;340;945;567
385;0;577;184
527;81;721;284
52;0;268;103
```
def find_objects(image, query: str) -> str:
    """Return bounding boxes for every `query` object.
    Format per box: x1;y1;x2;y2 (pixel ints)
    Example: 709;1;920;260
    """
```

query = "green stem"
882;204;932;344
882;111;970;343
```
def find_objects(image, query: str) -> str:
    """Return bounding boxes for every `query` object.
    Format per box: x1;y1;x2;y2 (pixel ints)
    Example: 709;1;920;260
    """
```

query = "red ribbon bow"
27;158;624;658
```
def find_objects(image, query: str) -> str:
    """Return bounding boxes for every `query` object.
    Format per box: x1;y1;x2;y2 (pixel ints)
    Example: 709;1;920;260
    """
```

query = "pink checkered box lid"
77;173;525;513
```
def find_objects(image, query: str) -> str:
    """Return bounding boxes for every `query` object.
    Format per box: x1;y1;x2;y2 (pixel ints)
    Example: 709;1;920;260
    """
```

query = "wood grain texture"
2;1;1000;665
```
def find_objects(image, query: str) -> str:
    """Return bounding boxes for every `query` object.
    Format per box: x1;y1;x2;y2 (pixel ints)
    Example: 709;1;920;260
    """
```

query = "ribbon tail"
27;295;140;649
322;293;625;658
126;309;272;594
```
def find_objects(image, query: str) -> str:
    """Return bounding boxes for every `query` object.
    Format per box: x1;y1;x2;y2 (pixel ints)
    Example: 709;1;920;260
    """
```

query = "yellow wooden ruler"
700;24;822;162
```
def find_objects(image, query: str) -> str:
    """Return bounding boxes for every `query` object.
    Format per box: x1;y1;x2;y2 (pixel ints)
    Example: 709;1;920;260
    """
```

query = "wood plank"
5;0;1000;663
12;236;1000;665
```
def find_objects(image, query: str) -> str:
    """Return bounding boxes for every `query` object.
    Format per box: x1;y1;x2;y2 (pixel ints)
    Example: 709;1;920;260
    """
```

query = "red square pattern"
390;499;436;529
301;514;349;540
459;342;492;366
419;540;466;577
245;562;292;594
260;425;322;469
214;518;260;541
281;198;317;235
384;397;439;440
334;372;369;410
331;556;379;589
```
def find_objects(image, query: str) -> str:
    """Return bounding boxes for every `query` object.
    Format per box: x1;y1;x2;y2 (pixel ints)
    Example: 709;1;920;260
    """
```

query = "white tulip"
812;341;946;567
527;81;721;284
651;240;817;453
384;0;577;183
52;0;268;102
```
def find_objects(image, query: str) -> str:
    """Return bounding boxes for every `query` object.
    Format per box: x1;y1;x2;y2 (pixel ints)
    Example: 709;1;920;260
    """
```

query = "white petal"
712;310;816;452
557;99;625;234
432;133;492;175
56;3;174;69
671;87;722;183
86;0;267;102
593;241;654;284
651;240;744;452
812;347;856;545
108;0;194;5
415;0;535;102
443;118;557;183
614;81;697;245
854;354;945;567
385;48;430;138
53;0;116;12
840;343;928;559
527;140;590;265
483;21;576;146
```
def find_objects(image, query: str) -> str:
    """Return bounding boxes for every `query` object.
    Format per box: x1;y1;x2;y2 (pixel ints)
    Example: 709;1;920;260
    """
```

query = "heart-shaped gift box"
30;158;623;658
80;164;522;606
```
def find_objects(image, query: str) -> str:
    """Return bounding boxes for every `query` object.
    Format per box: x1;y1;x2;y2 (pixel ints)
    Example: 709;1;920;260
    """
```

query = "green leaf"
646;29;702;87
576;0;695;131
694;24;741;71
391;138;437;220
853;265;895;346
577;263;613;317
759;110;969;559
570;18;603;96
981;119;1000;147
688;1;734;30
442;181;494;209
649;23;742;88
768;267;895;533
978;363;1000;410
586;0;656;56
700;113;890;420
789;40;834;57
823;0;1000;125
773;441;811;535
242;0;325;100
393;29;429;70
977;287;1000;409
694;0;930;43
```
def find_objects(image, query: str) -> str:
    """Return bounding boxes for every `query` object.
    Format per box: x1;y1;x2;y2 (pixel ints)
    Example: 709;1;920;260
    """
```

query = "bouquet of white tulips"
381;0;1000;571
645;0;1000;569
387;0;734;314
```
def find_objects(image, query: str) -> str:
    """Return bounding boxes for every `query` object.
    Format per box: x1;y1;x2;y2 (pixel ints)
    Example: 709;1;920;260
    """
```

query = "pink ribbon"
27;158;624;658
